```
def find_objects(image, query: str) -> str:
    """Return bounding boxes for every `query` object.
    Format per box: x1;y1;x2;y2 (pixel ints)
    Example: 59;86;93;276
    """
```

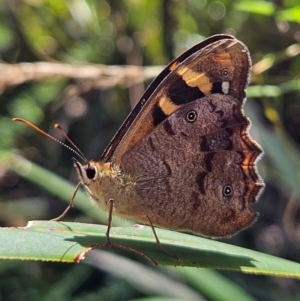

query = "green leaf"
0;220;300;279
277;5;300;23
247;85;282;98
234;1;275;15
180;268;258;301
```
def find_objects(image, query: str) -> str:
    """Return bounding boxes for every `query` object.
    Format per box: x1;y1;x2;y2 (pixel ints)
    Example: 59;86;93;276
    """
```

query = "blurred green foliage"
0;0;300;300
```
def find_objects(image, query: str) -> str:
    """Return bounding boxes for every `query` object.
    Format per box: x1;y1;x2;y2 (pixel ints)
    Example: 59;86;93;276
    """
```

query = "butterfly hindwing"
120;94;263;237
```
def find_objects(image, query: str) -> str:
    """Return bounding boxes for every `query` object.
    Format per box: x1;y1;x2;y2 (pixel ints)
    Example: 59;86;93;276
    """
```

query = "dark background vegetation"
0;0;300;300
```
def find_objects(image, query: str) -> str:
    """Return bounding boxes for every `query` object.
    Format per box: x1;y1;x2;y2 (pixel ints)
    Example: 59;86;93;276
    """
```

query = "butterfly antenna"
13;118;88;163
54;123;88;162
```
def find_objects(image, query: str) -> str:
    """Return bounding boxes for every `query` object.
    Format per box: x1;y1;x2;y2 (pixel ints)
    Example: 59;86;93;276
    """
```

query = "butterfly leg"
147;216;179;260
102;198;157;265
51;181;82;221
105;198;114;245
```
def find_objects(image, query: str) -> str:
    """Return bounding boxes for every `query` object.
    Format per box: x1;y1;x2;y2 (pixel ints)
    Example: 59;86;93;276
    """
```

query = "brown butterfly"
15;34;264;240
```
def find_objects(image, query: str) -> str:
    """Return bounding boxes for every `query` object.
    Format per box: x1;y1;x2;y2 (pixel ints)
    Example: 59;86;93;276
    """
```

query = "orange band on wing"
158;95;181;115
177;66;212;95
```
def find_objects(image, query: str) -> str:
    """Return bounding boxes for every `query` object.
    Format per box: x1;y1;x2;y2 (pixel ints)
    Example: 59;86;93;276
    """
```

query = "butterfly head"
72;159;112;185
72;159;122;206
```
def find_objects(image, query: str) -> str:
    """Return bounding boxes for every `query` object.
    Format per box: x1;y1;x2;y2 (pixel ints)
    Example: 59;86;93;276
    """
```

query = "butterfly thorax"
74;160;138;215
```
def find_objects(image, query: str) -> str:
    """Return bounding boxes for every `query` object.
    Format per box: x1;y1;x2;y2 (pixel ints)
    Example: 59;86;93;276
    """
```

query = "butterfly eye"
221;68;229;78
86;165;97;180
223;185;233;197
185;110;197;123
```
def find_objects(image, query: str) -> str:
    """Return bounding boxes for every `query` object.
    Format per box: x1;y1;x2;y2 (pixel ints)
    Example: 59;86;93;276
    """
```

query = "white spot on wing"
222;81;230;94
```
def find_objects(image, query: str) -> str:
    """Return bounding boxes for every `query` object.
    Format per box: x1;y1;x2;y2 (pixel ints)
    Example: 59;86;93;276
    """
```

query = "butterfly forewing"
103;36;251;165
